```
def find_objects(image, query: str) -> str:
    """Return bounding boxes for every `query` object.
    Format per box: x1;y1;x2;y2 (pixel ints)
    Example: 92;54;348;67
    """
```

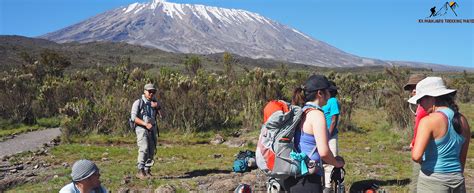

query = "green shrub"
382;67;412;129
37;117;61;128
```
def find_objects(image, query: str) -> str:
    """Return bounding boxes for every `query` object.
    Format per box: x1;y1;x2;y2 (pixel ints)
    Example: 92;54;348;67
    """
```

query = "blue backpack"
233;150;255;173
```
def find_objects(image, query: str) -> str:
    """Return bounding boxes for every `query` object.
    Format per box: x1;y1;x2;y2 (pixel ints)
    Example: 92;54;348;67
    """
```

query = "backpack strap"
309;146;317;157
135;98;145;119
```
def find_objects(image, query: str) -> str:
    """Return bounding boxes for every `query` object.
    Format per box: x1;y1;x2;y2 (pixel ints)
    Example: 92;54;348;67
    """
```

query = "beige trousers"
323;135;338;189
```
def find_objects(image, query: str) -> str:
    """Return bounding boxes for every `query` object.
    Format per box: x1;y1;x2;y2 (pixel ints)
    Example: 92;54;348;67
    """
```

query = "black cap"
305;75;331;92
328;81;338;91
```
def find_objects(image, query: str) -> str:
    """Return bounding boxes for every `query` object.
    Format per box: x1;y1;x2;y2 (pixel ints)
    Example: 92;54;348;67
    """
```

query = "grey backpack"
255;100;305;179
129;99;145;130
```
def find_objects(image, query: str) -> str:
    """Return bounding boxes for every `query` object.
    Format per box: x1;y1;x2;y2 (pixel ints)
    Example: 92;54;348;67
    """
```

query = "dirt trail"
0;128;61;158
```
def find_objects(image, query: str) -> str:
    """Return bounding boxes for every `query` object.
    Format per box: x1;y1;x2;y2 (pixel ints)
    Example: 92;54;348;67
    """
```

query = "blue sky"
1;0;473;68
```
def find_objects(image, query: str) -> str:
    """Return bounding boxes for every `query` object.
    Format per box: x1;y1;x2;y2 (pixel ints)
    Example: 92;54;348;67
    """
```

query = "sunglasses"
147;90;156;94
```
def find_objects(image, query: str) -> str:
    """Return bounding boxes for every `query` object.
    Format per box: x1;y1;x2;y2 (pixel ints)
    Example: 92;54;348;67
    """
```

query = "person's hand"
151;101;158;108
335;156;345;168
146;123;153;130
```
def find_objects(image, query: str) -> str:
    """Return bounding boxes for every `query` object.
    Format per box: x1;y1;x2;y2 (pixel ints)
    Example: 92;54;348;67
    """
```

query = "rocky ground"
0;129;266;192
0;138;60;191
1;128;473;192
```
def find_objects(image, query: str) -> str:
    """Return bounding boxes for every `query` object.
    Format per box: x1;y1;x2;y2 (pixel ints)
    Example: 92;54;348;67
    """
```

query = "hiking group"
58;74;470;193
255;74;470;193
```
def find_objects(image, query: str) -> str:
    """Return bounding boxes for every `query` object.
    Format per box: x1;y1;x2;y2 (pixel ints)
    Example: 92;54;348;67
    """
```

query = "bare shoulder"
306;109;324;118
420;113;440;124
418;113;444;130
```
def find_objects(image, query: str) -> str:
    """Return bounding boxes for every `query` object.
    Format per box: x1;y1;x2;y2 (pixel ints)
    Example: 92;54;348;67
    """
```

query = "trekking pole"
331;167;345;193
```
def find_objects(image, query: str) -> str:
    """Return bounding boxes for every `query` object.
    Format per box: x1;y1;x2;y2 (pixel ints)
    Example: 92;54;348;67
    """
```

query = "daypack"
255;100;319;179
129;99;145;130
233;150;256;173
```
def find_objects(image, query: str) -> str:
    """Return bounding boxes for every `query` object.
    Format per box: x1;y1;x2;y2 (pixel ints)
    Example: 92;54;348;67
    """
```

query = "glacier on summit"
40;0;385;67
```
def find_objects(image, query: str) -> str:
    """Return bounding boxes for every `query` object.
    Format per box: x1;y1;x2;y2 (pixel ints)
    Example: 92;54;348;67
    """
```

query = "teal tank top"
421;108;465;173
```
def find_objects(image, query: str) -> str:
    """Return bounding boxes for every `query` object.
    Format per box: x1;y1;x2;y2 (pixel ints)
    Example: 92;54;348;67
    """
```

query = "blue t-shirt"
322;97;340;137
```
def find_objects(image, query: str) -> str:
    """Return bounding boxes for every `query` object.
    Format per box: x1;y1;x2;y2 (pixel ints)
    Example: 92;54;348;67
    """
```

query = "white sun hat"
407;77;456;104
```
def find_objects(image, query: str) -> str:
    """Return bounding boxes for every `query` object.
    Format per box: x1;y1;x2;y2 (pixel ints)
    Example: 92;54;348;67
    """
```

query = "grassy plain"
8;103;474;192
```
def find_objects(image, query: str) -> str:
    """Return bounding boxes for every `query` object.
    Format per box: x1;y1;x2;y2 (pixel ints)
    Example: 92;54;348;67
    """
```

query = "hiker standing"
321;81;340;192
59;159;108;193
131;83;161;179
409;77;470;192
288;75;345;192
404;74;427;193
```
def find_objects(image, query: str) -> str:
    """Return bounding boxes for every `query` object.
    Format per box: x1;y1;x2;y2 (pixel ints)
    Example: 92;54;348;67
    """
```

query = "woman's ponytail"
437;93;462;134
291;86;305;107
448;97;462;134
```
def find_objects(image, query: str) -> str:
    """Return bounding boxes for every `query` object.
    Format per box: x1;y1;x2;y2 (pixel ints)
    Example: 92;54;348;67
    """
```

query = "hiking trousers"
410;161;420;193
323;135;338;189
417;170;465;193
136;126;157;170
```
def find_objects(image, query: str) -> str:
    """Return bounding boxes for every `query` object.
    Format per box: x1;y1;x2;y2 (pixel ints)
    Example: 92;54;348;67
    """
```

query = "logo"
428;1;458;18
418;1;474;23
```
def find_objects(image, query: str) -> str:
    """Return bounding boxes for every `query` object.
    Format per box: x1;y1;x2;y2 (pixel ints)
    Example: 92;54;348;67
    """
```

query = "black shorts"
283;174;323;193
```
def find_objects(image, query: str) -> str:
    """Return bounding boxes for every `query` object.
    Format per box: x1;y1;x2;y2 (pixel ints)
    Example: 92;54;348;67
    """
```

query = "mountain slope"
0;35;323;71
40;0;388;67
2;35;469;72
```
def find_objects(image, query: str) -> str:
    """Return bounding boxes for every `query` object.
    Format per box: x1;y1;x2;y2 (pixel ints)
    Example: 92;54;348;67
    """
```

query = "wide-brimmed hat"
144;83;156;91
403;74;426;91
407;77;456;104
71;159;99;182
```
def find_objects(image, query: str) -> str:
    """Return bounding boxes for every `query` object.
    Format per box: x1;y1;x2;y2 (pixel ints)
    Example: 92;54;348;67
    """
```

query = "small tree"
382;67;411;129
184;55;202;76
223;52;235;79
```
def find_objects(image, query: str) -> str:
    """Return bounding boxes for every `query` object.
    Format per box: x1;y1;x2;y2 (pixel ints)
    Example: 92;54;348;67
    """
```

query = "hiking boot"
136;169;147;180
145;169;153;177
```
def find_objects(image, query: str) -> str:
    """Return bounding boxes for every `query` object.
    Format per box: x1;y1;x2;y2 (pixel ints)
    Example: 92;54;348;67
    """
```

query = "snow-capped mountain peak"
40;0;380;67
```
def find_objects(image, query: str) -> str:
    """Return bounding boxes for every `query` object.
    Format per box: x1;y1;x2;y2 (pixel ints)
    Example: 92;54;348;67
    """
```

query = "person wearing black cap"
321;81;341;191
59;159;108;193
287;75;344;192
131;83;161;179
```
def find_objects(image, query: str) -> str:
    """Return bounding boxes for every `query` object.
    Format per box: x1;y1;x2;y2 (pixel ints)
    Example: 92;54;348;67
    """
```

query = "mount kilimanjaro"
40;0;443;68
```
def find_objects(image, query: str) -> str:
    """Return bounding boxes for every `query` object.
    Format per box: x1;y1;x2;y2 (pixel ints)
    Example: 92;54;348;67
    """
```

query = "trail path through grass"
0;128;61;158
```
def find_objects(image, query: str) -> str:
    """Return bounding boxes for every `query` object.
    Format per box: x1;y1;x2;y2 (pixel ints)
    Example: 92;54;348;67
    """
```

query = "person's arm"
412;117;432;163
328;115;339;136
328;99;340;136
308;110;344;168
134;118;152;130
460;115;471;171
151;101;163;119
131;100;152;130
411;105;429;148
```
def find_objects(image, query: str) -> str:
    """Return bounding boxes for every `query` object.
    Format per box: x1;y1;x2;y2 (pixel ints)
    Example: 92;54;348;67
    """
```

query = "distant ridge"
1;35;470;72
